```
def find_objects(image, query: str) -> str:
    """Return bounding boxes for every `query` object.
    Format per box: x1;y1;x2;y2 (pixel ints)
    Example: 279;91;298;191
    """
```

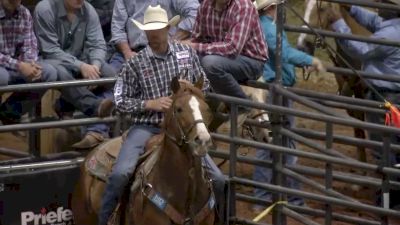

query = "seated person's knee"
0;67;10;86
40;63;58;82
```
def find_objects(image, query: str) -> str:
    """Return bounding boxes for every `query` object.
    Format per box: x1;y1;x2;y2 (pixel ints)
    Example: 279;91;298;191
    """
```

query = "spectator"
34;0;116;149
109;0;199;72
328;0;400;207
0;0;57;124
98;5;225;225
252;0;325;210
87;0;115;41
183;0;268;127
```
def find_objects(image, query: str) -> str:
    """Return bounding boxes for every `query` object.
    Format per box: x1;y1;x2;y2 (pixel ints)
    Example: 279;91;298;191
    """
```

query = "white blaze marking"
297;0;316;47
189;96;210;144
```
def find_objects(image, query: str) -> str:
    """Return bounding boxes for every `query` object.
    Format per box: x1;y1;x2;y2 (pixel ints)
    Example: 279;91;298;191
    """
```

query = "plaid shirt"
0;5;38;70
114;42;210;126
192;0;268;62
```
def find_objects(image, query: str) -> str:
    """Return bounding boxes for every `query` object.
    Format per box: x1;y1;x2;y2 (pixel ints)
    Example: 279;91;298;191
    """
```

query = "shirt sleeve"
0;53;19;70
172;0;199;32
114;61;145;113
264;21;312;67
85;5;107;67
332;19;389;60
34;2;84;70
20;9;39;63
349;6;382;33
110;0;129;44
195;4;254;57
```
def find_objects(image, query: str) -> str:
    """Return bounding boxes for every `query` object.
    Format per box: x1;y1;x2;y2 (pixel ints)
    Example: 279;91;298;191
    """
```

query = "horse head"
163;76;213;157
296;0;341;55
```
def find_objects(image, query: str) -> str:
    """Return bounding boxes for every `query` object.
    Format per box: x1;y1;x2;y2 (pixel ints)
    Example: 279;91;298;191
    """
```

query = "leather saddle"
85;134;164;182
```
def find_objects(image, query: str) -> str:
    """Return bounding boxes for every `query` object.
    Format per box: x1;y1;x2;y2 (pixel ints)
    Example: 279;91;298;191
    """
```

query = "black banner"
0;164;80;225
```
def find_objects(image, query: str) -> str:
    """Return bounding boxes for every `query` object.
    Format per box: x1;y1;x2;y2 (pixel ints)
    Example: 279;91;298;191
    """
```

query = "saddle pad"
85;137;123;182
85;134;164;182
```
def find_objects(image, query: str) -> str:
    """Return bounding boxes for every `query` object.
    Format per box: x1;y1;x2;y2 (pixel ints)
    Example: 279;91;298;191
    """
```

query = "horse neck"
154;136;209;215
340;7;371;36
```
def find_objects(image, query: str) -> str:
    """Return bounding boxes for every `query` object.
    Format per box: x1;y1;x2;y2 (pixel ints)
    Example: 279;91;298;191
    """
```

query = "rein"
287;2;388;104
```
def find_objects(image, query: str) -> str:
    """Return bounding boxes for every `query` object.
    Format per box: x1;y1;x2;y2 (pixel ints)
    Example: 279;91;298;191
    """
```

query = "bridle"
165;90;207;147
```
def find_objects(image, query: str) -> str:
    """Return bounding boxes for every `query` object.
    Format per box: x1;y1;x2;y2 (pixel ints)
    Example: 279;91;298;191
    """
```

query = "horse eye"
176;107;183;113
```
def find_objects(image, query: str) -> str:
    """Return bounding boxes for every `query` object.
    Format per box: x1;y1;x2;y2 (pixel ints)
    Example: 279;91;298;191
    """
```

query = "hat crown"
143;5;169;25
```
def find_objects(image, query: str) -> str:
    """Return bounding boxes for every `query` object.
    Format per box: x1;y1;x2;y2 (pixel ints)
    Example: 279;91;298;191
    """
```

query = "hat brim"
131;15;181;31
254;1;277;11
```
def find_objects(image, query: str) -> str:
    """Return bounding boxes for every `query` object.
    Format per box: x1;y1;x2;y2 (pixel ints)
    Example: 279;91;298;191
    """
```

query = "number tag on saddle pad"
150;192;168;210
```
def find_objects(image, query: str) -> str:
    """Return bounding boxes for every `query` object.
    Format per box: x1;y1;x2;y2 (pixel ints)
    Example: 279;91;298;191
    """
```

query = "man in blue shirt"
328;0;400;207
252;0;325;210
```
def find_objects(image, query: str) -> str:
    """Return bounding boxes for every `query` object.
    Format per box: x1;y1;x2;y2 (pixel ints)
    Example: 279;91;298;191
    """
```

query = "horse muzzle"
189;135;212;157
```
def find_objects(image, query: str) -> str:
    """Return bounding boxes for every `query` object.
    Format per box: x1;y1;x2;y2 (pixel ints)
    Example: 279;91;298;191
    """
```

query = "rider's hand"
311;57;326;72
145;97;173;112
80;63;100;80
305;57;326;74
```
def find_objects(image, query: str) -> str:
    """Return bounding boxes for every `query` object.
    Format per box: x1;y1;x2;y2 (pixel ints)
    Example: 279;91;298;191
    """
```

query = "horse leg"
71;167;98;225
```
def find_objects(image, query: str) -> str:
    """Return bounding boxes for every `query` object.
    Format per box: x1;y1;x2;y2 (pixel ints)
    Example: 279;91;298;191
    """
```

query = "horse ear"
194;75;204;90
171;76;181;94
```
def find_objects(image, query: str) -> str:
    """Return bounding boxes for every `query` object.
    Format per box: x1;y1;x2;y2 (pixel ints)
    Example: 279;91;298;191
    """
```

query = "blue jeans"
253;98;304;206
109;52;125;73
99;125;226;225
200;55;264;100
45;60;116;137
0;63;57;121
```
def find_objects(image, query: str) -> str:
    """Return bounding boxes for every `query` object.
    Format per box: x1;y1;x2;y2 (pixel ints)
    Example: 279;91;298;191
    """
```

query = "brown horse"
297;0;370;163
71;77;215;225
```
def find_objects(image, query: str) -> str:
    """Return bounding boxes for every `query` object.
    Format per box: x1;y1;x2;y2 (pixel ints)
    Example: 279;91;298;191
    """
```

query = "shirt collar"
146;42;174;59
57;0;85;18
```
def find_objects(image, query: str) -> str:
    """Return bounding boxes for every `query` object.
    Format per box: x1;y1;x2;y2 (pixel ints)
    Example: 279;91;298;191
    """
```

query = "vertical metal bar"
272;0;286;224
380;134;390;225
325;122;333;225
228;103;238;222
28;103;40;158
113;113;122;137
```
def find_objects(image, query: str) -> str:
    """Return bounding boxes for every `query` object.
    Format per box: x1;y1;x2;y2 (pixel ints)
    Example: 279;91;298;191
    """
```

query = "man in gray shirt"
34;0;117;149
109;0;199;72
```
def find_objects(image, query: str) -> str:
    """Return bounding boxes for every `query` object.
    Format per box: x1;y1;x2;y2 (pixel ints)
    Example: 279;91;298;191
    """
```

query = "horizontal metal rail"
208;92;400;135
285;25;400;48
0;117;116;133
0;157;84;172
208;150;400;189
236;194;380;225
0;78;116;93
323;0;400;11
0;147;30;158
233;177;400;218
211;133;400;176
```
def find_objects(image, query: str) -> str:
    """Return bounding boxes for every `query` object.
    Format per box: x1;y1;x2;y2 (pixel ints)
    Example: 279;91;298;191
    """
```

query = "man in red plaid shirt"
0;0;57;124
183;0;268;124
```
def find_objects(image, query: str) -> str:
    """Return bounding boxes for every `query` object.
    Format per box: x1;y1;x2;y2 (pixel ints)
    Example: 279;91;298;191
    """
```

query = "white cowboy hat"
131;5;180;31
253;0;279;11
